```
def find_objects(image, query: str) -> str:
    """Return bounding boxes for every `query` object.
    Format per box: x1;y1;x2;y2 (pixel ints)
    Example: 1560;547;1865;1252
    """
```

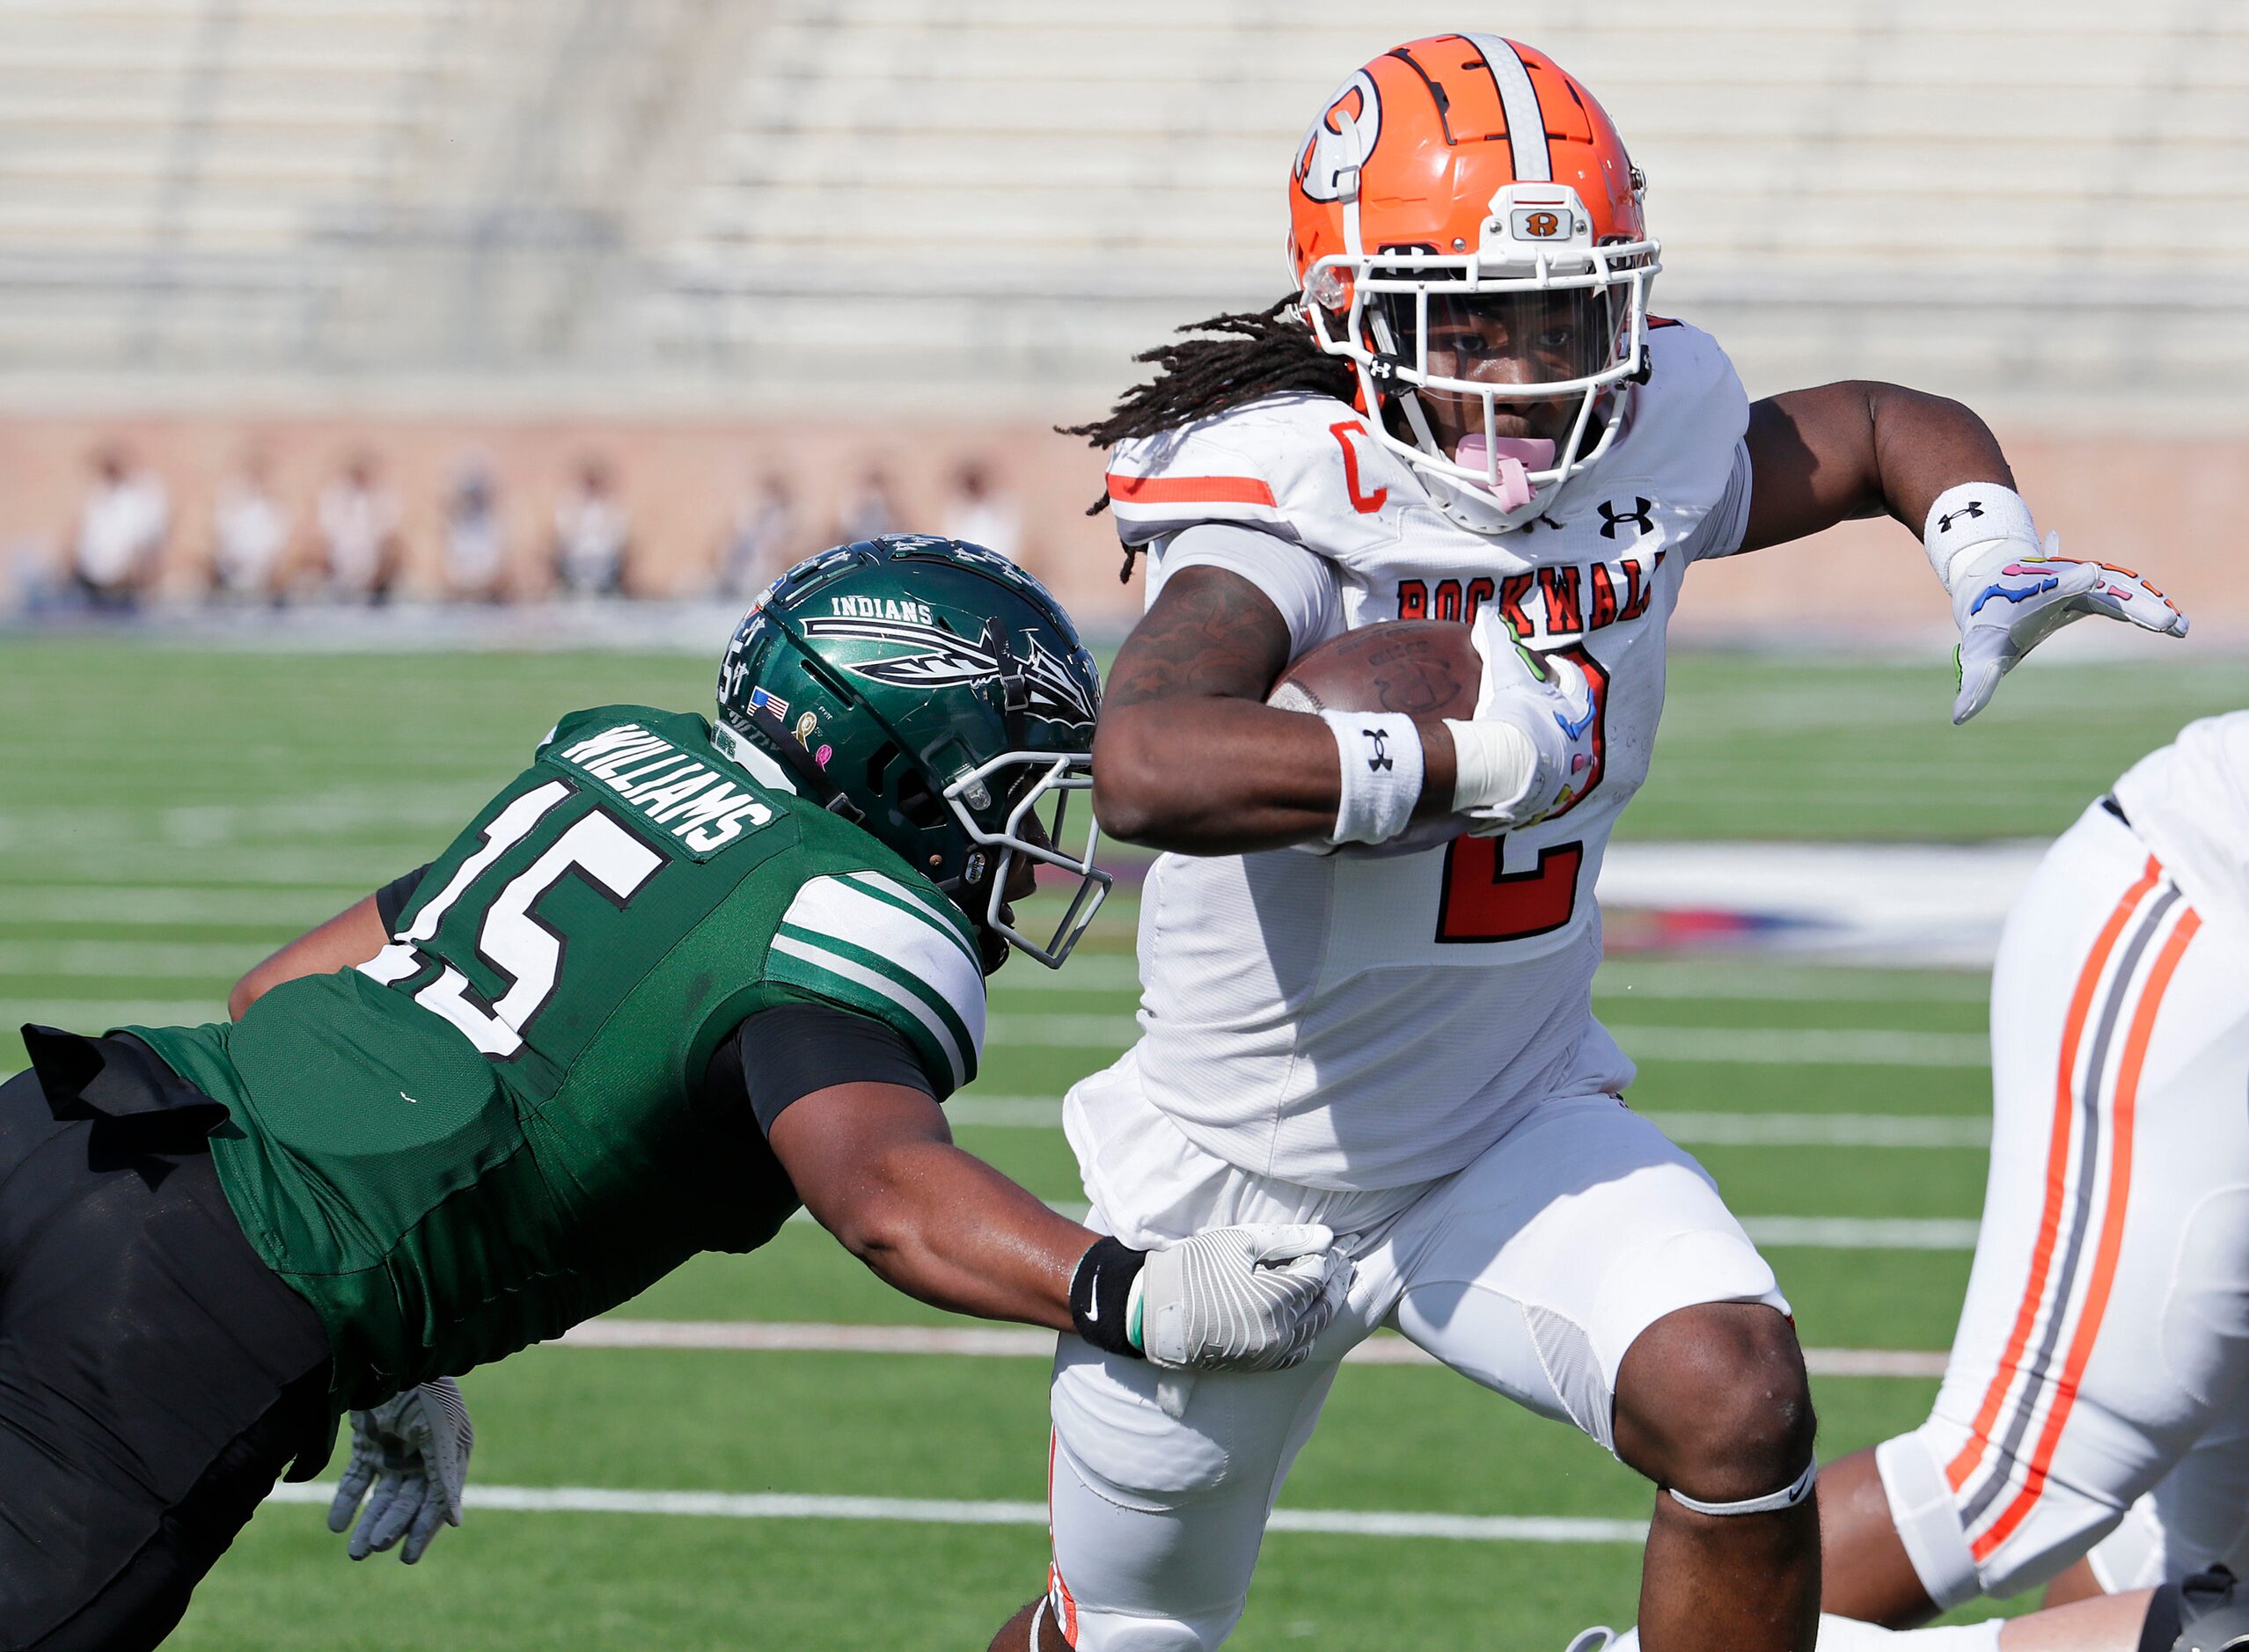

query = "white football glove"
327;1376;474;1564
1445;608;1598;831
1135;1223;1353;1373
1947;534;2187;725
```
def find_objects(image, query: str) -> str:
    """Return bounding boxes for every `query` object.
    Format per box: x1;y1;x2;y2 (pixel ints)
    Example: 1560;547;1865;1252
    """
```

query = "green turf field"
4;639;2246;1650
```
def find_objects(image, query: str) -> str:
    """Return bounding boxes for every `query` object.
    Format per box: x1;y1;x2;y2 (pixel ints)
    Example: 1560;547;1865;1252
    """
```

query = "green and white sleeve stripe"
767;874;985;1094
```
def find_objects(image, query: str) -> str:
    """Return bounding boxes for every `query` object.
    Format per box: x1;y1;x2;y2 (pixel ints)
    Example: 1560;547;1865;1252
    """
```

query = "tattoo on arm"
1105;567;1294;711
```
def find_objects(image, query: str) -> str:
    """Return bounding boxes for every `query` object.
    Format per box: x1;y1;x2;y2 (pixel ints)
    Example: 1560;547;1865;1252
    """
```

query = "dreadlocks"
1063;296;1357;575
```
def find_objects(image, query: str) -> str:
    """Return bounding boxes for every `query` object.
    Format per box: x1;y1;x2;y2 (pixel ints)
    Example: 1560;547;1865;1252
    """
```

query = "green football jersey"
125;705;986;1410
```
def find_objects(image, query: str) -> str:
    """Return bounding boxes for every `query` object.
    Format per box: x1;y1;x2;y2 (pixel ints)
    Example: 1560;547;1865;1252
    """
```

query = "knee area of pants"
1623;1308;1814;1500
1068;1616;1238;1652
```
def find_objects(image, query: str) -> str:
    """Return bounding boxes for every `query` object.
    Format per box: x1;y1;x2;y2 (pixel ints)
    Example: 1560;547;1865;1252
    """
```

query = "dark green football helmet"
714;534;1110;972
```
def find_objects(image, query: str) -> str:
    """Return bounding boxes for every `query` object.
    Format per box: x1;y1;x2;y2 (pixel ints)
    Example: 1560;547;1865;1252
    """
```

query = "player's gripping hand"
1948;536;2187;724
327;1376;474;1564
1923;482;2187;726
1446;608;1598;832
1138;1223;1352;1373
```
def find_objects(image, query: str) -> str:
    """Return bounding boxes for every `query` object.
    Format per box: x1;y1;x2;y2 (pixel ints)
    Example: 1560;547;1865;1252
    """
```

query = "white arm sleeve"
1685;440;1756;563
1147;523;1345;655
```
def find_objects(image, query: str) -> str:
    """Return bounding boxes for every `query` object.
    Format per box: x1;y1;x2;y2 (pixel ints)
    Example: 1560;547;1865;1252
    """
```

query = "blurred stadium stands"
0;0;2243;632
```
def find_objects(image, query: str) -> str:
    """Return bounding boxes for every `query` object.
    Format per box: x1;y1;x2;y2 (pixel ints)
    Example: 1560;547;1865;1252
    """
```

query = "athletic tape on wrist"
1923;482;2038;589
1068;1236;1146;1359
1322;711;1424;846
1668;1456;1817;1517
1443;716;1541;816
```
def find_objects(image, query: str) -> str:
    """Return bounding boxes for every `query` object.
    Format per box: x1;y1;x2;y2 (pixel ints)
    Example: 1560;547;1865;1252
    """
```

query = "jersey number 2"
361;779;663;1057
1433;642;1609;944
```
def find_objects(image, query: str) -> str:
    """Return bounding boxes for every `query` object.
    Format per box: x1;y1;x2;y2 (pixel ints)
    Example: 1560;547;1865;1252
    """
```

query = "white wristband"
1322;710;1424;845
1443;716;1541;817
1923;482;2037;590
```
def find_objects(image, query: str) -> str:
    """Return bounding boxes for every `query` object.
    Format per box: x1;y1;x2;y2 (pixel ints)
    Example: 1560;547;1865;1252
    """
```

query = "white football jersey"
2113;711;2249;941
1095;320;1754;1189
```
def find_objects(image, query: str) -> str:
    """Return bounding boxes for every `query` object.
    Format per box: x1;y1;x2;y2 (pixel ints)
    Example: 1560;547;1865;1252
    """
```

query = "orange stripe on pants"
1972;905;2201;1560
1945;857;2163;1493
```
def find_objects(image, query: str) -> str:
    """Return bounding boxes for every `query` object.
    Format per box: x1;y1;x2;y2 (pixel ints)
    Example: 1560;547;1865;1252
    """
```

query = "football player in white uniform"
987;34;2188;1652
1813;715;2249;1641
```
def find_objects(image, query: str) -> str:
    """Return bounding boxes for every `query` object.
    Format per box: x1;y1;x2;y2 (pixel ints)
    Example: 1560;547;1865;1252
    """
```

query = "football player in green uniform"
0;535;1349;1652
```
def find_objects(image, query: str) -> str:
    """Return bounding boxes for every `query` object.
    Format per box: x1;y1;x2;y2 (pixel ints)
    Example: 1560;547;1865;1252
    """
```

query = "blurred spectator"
553;455;633;596
941;459;1022;559
316;451;404;604
834;463;899;545
70;442;167;610
722;472;795;598
209;448;289;603
443;458;507;603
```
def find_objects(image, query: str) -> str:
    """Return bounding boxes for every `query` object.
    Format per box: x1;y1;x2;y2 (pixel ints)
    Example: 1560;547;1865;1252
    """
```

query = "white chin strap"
1668;1456;1817;1517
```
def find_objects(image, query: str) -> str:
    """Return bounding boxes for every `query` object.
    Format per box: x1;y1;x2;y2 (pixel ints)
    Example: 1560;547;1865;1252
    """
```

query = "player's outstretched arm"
1736;383;2186;722
1095;564;1465;853
767;1081;1349;1369
231;862;428;1016
228;891;389;1019
1735;381;2015;554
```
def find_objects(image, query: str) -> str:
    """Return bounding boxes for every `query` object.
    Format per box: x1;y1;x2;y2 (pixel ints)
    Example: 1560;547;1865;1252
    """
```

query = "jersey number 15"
360;779;663;1058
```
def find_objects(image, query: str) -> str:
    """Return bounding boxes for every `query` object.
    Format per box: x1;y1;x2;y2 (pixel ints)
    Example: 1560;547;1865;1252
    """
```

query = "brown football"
1266;619;1481;720
1267;620;1482;857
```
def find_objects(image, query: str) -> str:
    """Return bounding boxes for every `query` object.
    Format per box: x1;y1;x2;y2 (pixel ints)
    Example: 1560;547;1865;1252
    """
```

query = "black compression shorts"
0;1033;333;1652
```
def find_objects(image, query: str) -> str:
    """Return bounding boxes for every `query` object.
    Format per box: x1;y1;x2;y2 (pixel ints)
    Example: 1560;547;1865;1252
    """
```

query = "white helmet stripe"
1464;34;1552;184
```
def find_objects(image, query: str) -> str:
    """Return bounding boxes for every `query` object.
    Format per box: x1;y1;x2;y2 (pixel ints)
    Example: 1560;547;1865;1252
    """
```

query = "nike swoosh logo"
1083;1273;1101;1321
400;1092;420;1105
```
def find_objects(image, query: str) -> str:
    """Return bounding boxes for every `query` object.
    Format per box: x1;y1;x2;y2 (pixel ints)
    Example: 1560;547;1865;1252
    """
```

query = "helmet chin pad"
1449;434;1554;514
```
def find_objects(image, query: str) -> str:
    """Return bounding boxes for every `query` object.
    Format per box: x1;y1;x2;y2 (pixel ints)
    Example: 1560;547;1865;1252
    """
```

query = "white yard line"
1646;1111;1986;1147
1593;971;1989;1005
3;999;223;1029
262;1480;1650;1545
1743;1216;1978;1250
0;888;364;925
558;1318;1948;1379
982;1014;1991;1065
947;1097;1989;1149
0;940;259;977
999;956;1991;1003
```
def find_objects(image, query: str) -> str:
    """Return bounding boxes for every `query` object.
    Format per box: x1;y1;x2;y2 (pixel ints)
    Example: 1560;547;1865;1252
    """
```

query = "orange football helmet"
1288;35;1659;532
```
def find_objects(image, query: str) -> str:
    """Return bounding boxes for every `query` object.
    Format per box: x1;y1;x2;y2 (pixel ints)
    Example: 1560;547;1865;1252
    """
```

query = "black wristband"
1068;1236;1146;1359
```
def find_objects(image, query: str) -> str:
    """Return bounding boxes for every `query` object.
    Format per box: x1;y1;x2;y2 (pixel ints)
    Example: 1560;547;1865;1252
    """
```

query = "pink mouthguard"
1452;435;1556;513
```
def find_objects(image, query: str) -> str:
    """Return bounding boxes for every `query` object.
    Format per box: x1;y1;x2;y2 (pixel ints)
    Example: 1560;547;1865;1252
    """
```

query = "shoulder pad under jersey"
1105;392;1398;555
1593;318;1751;514
765;869;987;1098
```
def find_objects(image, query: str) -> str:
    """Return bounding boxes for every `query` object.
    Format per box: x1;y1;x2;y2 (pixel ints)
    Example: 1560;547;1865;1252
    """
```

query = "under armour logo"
1598;497;1654;539
1363;729;1394;771
1938;501;1985;534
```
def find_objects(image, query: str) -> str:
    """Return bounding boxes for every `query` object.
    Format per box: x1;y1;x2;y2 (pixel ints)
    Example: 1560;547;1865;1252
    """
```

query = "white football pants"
1878;800;2249;1605
1040;1066;1787;1650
